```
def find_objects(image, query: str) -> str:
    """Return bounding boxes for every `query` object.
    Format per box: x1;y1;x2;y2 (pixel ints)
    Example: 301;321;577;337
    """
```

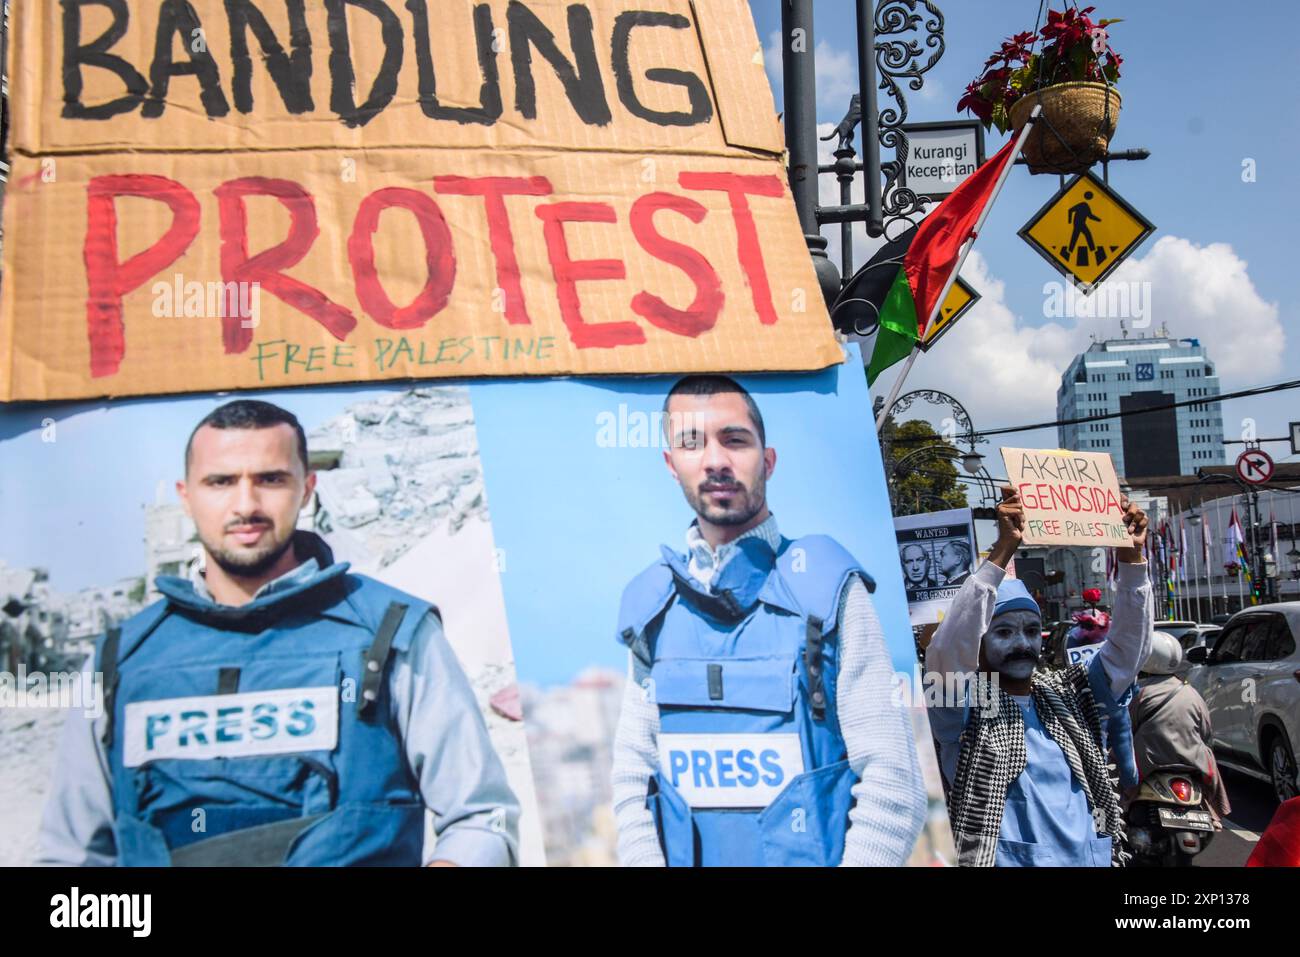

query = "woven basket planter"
1009;82;1121;175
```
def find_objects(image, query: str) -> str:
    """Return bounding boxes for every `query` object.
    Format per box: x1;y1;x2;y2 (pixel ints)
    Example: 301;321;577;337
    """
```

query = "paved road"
1192;767;1278;867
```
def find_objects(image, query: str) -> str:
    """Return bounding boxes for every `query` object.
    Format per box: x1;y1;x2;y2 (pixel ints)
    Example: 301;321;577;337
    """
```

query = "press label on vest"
123;687;339;767
659;733;804;808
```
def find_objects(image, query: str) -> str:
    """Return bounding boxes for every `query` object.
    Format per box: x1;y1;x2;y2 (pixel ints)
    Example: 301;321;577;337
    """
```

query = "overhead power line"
888;377;1300;443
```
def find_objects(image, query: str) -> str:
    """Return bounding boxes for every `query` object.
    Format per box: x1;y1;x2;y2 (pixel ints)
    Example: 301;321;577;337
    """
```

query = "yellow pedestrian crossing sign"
1019;171;1155;293
920;277;980;351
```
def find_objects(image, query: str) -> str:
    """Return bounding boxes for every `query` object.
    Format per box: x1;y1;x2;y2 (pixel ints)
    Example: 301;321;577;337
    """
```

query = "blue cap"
993;578;1041;619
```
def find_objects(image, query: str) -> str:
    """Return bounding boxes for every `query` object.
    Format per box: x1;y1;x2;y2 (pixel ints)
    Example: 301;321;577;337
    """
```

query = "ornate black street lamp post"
780;1;947;302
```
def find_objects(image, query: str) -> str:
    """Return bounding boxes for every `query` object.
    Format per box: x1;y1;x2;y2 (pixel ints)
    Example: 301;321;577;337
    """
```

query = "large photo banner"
0;347;957;867
471;347;954;866
0;0;953;871
1;0;842;401
0;385;546;865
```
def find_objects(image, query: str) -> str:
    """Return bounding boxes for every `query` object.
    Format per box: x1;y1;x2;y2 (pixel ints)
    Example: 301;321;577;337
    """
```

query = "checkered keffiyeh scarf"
947;664;1128;867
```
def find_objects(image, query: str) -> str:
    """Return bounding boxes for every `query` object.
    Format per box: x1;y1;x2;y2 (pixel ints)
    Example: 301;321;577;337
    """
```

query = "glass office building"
1057;329;1226;480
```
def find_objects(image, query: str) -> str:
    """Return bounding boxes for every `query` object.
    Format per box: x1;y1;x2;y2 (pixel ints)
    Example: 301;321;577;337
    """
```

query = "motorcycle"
1126;768;1217;867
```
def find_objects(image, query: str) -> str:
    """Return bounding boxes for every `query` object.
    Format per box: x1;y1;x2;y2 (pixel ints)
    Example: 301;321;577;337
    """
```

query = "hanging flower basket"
1009;81;1121;175
957;7;1124;175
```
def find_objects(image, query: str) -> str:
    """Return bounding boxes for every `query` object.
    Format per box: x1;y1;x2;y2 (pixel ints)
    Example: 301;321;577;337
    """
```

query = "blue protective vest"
96;536;433;867
618;534;874;867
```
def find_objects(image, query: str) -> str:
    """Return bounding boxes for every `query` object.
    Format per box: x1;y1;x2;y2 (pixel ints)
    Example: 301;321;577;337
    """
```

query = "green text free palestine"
250;335;559;380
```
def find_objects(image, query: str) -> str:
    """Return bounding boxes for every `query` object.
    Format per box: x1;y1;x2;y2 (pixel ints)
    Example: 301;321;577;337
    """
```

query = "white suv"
1187;603;1300;805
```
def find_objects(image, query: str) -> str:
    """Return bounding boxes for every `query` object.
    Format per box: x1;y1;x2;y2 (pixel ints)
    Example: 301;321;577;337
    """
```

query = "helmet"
1143;631;1183;675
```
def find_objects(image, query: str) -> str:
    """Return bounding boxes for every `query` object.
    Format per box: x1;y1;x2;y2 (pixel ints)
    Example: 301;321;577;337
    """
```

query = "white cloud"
811;42;856;111
873;236;1285;436
763;31;858;120
915;77;946;104
1107;236;1283;381
763;29;782;100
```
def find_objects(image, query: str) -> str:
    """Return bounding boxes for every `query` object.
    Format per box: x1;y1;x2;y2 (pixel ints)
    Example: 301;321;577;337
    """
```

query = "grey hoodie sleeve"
390;611;521;867
610;652;668;867
35;655;117;866
835;579;928;866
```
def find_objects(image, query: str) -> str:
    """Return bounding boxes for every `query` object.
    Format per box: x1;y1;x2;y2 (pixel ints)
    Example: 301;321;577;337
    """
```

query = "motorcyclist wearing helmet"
1129;632;1231;826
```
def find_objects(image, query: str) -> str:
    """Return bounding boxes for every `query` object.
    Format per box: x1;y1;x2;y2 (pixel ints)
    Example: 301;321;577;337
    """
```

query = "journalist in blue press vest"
611;375;928;866
37;400;519;866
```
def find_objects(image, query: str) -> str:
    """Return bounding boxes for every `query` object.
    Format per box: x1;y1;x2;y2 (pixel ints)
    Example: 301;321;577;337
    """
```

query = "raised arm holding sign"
986;482;1148;570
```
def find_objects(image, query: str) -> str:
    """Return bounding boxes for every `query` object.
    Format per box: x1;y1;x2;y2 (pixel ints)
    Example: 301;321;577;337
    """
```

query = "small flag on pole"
1225;508;1244;569
1179;514;1189;584
840;135;1028;385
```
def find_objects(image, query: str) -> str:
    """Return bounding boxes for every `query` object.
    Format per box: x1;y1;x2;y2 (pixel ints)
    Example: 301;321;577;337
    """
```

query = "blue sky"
748;0;1300;473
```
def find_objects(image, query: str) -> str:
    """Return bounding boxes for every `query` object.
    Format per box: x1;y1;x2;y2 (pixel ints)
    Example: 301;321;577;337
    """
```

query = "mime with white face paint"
926;485;1153;867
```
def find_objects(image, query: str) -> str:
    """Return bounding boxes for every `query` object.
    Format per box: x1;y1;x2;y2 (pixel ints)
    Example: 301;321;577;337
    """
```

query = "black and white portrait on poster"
893;508;976;625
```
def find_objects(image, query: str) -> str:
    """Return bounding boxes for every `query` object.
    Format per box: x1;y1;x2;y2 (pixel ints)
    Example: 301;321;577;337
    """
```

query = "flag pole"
874;344;921;430
1218;499;1228;612
1177;506;1188;621
1201;506;1210;620
1202;505;1214;620
873;107;1041;432
1196;505;1205;619
1175;509;1185;621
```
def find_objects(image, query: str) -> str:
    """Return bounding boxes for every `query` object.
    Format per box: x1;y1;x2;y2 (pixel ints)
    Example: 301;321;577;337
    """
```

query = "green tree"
881;418;969;517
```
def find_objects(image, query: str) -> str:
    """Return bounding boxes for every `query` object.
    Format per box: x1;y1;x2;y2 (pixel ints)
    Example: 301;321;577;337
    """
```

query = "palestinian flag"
834;136;1024;384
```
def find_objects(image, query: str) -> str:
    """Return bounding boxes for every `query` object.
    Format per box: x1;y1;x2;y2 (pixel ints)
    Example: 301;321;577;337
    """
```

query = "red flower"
958;7;1122;128
956;81;994;123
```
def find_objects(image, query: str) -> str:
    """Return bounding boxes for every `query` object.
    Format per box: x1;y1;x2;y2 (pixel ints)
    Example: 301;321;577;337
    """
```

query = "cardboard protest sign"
894;508;976;625
0;0;842;401
1000;447;1129;547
